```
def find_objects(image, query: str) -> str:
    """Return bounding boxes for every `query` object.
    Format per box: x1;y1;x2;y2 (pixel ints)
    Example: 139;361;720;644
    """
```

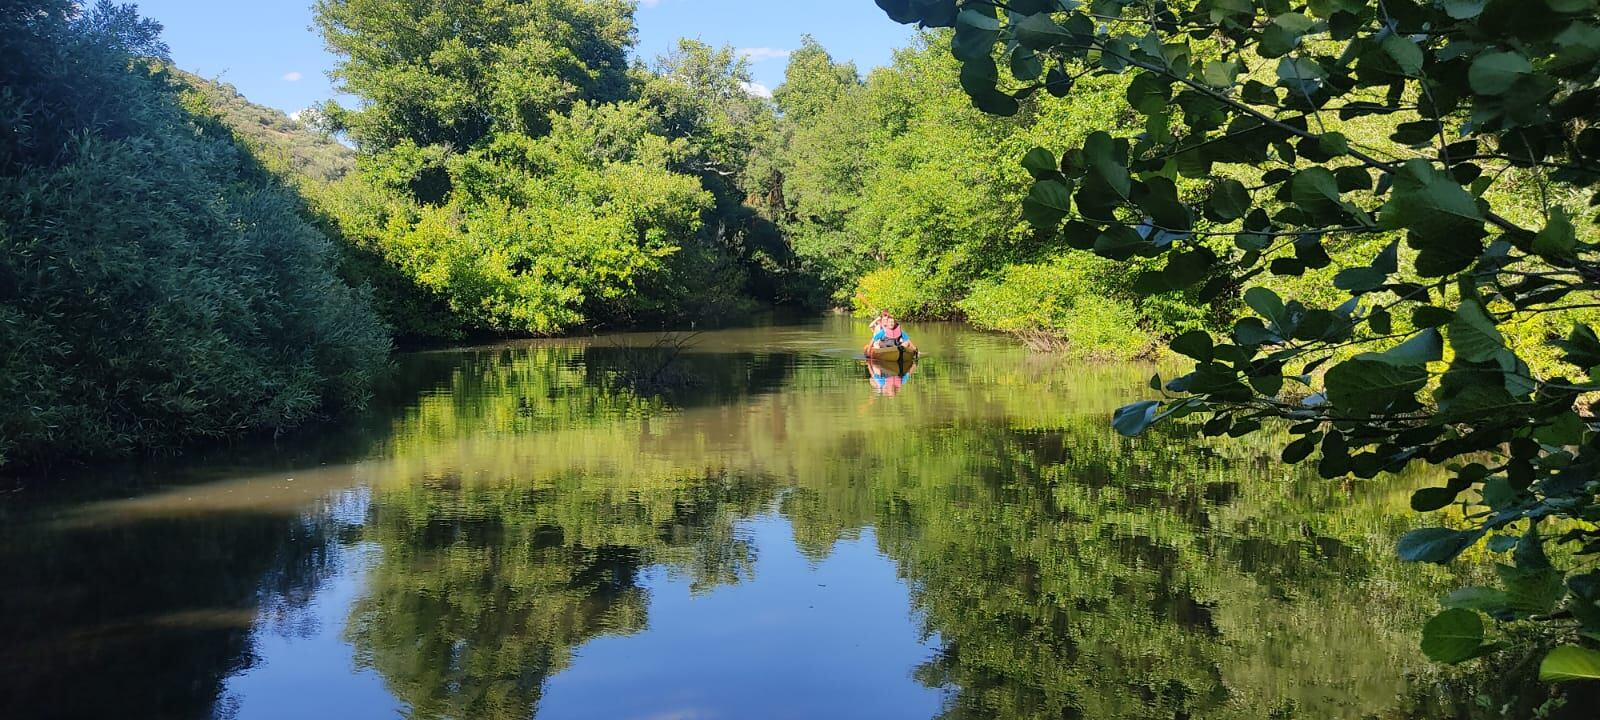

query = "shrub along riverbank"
0;2;389;469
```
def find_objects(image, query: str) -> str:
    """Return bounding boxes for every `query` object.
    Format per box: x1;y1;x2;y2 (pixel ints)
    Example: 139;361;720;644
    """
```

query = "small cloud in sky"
738;47;790;63
282;71;303;82
740;81;773;98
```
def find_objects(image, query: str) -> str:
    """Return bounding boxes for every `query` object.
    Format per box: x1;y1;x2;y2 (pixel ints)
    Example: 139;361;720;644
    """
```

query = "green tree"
316;2;794;338
314;0;634;151
0;0;389;467
874;0;1600;682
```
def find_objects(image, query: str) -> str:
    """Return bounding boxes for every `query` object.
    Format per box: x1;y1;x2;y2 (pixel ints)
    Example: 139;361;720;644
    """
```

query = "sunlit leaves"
1540;646;1600;682
873;0;1600;682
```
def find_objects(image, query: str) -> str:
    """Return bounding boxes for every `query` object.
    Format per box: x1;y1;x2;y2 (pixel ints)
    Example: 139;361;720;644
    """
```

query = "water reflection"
1;317;1579;719
867;357;916;396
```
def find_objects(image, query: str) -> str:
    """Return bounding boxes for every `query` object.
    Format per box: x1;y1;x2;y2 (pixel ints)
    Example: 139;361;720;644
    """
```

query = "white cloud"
282;71;303;82
739;81;773;98
738;47;790;63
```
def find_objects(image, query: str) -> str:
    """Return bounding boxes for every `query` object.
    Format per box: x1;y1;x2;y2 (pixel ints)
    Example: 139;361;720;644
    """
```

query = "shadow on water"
3;316;1596;719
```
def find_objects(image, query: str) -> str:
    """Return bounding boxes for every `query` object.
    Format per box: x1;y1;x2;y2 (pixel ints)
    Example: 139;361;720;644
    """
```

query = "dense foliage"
0;1;390;468
874;0;1600;683
312;1;800;340
759;33;1216;353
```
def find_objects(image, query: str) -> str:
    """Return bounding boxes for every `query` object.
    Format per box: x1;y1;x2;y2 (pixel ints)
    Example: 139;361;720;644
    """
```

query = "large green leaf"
1443;586;1512;613
1380;160;1486;276
1200;59;1240;88
1398;527;1483;564
1534;207;1577;259
1260;12;1316;57
1112;400;1161;436
1440;0;1489;18
1244;286;1286;327
1421;608;1486;663
1325;357;1428;413
1381;33;1424;76
1021;147;1057;177
1497;563;1566;617
1291;167;1342;219
1014;13;1077;50
1384;328;1445;364
1469;50;1532;96
1540;646;1600;682
1207;179;1251;221
1448;300;1504;363
1170;330;1214;362
1134;176;1190;230
1022;179;1073;228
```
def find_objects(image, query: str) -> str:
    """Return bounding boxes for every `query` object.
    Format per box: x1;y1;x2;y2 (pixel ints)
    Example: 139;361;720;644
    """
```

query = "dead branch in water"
606;332;702;397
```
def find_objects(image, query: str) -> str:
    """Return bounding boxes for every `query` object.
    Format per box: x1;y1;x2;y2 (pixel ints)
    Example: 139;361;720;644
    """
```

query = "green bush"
959;260;1154;358
851;267;953;319
0;2;390;467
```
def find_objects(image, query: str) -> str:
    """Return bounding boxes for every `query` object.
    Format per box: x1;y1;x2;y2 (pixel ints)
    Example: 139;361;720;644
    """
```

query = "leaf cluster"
877;0;1600;679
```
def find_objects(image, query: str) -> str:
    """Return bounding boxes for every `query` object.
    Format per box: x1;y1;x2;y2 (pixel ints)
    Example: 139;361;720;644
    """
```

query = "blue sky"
130;0;916;115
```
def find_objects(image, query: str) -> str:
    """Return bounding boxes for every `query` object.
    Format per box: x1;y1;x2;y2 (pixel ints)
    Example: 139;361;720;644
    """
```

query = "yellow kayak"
867;345;917;363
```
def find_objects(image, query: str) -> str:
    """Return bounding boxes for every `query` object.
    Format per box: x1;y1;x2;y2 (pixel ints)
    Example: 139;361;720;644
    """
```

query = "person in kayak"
864;315;917;356
868;309;891;333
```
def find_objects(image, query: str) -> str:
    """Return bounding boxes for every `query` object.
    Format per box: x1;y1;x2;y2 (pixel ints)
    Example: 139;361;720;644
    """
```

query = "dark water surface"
3;317;1485;719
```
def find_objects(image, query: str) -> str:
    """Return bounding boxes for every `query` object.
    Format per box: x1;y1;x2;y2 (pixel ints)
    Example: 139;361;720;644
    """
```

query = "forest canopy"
310;0;800;340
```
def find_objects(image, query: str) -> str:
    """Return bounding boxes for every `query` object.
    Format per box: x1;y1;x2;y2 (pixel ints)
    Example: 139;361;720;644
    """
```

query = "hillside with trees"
176;70;355;183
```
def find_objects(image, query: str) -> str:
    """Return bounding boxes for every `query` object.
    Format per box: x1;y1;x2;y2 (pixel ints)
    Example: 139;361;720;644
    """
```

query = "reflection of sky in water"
223;544;398;720
219;517;942;720
538;520;943;720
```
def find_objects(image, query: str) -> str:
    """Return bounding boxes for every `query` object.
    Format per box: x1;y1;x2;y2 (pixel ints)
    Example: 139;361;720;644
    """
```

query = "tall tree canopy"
315;1;789;338
315;0;634;150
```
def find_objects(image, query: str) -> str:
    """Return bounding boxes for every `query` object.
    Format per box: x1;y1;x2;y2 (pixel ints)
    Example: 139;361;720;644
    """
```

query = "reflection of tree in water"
0;497;352;720
345;471;778;719
768;421;1475;720
11;325;1585;720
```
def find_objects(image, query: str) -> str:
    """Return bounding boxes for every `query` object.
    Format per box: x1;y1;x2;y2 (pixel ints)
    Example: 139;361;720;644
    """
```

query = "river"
1;316;1496;719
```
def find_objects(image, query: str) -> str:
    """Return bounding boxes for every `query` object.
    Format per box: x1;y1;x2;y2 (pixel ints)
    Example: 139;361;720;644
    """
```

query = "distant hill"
176;70;355;183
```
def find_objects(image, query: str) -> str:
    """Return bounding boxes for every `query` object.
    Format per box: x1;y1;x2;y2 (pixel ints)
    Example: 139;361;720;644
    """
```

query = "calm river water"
2;316;1498;719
